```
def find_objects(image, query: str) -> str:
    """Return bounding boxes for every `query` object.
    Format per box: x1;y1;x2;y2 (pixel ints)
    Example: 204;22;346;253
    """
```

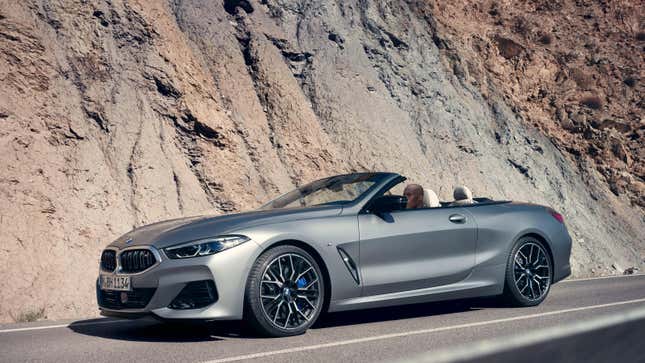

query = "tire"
243;245;325;337
502;236;553;307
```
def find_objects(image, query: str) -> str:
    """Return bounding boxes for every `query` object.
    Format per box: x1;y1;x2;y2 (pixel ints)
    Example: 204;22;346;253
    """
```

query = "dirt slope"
0;0;642;322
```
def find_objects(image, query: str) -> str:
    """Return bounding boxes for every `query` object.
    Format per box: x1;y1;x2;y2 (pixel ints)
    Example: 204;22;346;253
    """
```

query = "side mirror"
369;195;407;214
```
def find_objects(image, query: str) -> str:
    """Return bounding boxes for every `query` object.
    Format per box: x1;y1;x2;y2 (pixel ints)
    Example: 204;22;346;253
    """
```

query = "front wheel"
502;237;553;307
244;245;325;337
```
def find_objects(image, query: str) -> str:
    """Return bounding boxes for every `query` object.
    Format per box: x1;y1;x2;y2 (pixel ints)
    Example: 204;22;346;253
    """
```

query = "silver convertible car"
97;172;571;336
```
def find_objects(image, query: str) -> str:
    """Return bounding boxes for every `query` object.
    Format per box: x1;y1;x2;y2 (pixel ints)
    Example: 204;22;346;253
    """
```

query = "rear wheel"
244;245;324;337
502;237;552;307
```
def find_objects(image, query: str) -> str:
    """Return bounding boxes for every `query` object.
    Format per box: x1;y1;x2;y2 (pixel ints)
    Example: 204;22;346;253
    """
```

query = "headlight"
163;235;250;259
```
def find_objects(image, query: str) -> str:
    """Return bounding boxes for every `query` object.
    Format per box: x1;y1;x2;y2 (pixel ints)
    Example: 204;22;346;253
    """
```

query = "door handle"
449;214;466;224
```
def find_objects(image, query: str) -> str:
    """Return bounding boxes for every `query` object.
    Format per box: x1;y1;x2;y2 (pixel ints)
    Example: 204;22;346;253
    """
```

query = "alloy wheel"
259;253;321;330
513;242;551;301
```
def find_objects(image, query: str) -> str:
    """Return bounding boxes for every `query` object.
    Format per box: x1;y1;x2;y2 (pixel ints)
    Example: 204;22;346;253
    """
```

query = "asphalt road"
2;275;645;363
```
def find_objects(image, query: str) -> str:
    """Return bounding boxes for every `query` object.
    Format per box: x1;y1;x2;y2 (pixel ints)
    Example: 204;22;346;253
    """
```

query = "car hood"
108;205;342;249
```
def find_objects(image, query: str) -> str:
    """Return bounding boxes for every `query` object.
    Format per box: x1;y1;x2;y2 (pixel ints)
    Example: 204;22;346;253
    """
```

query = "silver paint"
97;172;572;320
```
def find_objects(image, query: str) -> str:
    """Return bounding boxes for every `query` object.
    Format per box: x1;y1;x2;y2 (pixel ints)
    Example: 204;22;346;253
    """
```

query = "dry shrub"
533;0;564;11
488;2;500;16
580;95;603;109
11;307;46;323
495;36;523;59
512;16;532;36
570;68;595;90
598;119;632;133
538;32;553;45
623;77;636;87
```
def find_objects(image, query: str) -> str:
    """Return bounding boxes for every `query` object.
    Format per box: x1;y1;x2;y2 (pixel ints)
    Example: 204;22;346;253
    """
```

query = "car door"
358;207;477;296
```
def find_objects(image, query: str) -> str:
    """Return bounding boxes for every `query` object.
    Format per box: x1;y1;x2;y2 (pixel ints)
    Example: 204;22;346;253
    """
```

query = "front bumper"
97;239;261;320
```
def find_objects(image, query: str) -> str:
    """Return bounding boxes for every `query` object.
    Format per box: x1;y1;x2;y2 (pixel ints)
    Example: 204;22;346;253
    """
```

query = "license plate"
100;275;131;291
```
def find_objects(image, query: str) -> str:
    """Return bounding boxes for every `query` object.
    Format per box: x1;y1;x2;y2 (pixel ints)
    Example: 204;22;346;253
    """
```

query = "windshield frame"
259;172;398;211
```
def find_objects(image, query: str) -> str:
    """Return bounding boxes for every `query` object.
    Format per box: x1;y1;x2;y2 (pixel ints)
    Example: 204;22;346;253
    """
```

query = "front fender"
232;215;362;304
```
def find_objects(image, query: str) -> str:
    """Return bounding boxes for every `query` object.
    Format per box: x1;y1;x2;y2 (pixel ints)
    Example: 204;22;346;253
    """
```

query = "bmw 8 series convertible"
97;172;572;337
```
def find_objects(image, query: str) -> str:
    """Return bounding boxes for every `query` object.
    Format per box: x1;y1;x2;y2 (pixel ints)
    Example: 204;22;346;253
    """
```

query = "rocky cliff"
0;0;642;322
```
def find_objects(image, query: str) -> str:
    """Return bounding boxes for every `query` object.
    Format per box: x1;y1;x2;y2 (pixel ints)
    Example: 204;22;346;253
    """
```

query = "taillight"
549;210;564;224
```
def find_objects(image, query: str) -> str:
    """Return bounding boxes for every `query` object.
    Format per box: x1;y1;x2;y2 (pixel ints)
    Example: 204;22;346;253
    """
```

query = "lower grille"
169;280;218;309
98;288;156;310
120;249;156;273
101;250;117;272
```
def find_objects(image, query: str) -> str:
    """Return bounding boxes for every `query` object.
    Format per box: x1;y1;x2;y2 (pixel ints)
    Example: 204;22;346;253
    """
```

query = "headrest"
423;189;441;208
453;186;473;201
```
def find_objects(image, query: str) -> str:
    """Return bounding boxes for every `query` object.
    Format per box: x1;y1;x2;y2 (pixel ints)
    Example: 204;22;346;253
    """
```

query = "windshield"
260;173;384;210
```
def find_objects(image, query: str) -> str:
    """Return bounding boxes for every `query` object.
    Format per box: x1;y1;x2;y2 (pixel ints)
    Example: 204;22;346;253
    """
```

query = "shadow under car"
69;297;494;341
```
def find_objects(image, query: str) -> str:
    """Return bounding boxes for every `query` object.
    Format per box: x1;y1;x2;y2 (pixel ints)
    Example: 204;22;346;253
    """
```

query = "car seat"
451;186;476;206
423;189;441;208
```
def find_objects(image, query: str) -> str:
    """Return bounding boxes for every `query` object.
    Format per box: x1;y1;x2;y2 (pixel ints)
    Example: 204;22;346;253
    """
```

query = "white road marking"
0;274;641;334
0;319;127;333
202;297;645;363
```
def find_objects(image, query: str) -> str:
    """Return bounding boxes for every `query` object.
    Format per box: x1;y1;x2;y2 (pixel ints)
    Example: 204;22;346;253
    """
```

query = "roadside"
1;274;645;363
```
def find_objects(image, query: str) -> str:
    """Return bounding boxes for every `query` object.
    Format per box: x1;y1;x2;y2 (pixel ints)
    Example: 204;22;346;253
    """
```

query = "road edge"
403;303;645;363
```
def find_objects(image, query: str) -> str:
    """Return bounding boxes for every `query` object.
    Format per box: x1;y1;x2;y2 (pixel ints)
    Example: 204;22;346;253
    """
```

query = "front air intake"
98;288;156;310
168;280;218;310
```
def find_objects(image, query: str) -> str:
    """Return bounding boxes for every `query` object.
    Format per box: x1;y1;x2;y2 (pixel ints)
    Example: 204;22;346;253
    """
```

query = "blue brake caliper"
296;277;307;288
296;277;307;309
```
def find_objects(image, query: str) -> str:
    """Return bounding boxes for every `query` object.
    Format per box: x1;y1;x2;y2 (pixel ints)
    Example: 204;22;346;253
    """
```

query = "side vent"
337;247;360;284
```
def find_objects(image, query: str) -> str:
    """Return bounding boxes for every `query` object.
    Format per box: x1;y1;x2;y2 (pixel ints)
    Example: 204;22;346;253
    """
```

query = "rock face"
428;0;644;208
0;0;642;322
